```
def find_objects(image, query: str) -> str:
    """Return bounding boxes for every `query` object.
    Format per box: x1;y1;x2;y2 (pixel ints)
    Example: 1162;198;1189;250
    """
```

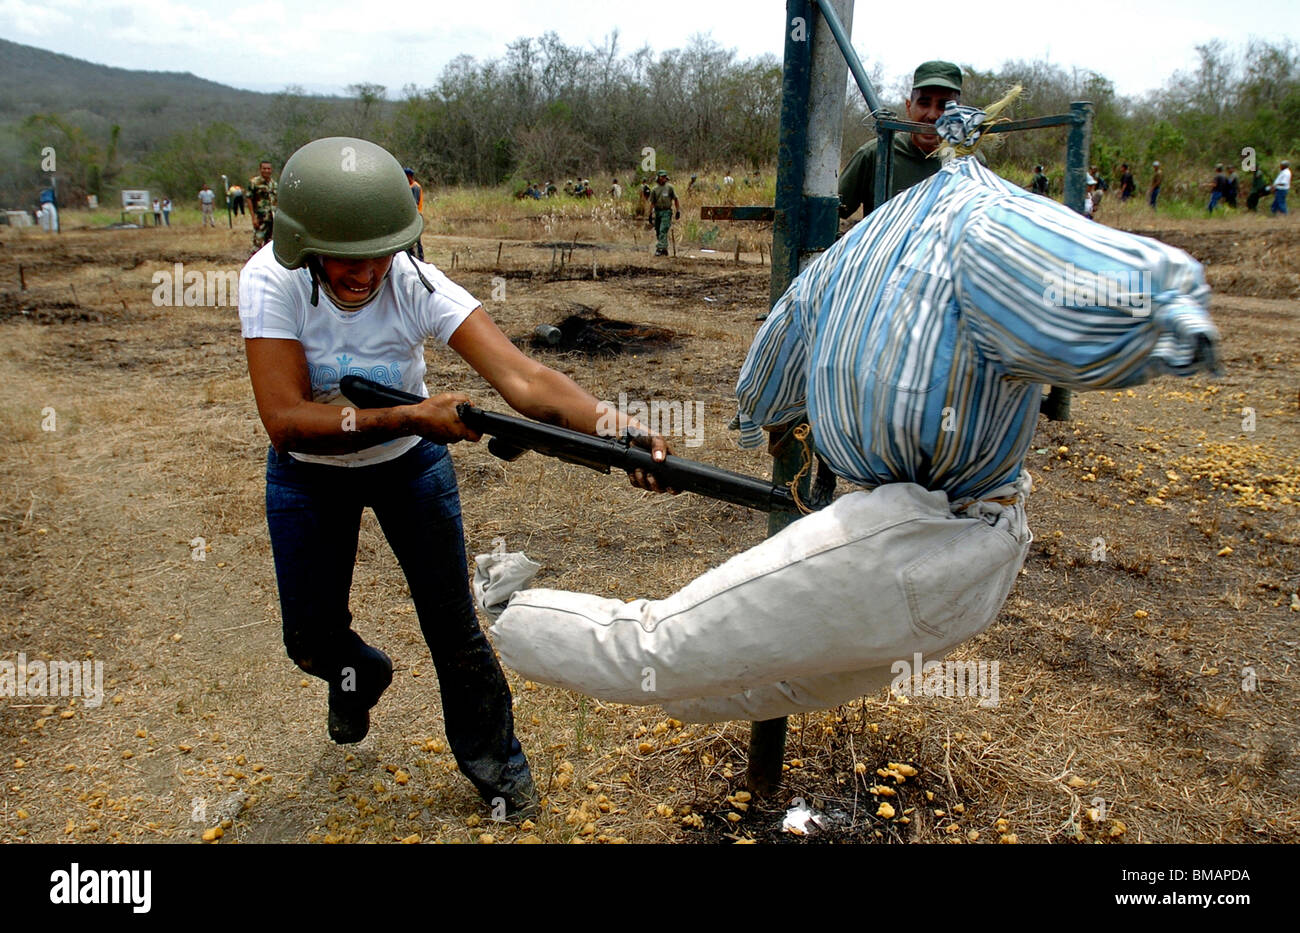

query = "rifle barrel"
337;374;798;512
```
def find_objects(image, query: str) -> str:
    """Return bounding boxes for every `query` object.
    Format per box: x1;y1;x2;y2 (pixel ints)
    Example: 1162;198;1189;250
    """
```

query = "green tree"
148;122;256;202
19;113;120;205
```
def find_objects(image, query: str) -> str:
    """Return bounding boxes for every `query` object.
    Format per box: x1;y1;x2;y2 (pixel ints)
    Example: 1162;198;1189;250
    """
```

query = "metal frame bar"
874;112;1085;134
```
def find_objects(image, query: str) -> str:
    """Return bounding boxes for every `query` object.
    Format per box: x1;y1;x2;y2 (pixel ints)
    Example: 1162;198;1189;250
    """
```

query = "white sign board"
121;189;151;210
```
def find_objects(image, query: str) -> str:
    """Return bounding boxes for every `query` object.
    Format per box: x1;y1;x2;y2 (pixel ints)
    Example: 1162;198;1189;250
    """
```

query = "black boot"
327;646;394;744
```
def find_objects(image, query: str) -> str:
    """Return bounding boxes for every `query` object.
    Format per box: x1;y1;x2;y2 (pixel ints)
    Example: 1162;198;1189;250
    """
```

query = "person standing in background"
648;170;680;257
1207;163;1227;213
1224;167;1239;209
1246;169;1268;211
838;61;971;220
199;184;217;227
249;160;278;252
404;167;424;261
1268;160;1291;215
1149;161;1163;210
1029;164;1049;195
1118;163;1135;201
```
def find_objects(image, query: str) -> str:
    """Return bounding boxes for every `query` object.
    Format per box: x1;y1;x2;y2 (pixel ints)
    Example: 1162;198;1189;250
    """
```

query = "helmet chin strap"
404;249;436;294
306;252;433;309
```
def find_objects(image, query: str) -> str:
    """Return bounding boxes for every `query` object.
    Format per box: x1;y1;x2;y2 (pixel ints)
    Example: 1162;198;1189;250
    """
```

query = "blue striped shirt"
736;157;1219;502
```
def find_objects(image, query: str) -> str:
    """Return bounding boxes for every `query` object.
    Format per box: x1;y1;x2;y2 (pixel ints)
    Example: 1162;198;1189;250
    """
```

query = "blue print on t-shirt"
308;356;402;399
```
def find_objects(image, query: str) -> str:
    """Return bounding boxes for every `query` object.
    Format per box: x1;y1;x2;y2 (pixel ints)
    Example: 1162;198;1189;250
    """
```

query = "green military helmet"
273;137;423;270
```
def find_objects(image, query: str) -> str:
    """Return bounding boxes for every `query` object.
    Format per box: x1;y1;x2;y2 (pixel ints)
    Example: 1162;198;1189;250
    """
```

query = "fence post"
1043;101;1094;423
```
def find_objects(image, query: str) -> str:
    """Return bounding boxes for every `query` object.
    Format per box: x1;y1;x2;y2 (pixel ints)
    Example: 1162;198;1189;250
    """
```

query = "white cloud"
0;0;76;36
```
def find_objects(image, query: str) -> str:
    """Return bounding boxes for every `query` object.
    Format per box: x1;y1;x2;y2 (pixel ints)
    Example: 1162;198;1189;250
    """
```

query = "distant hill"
0;38;368;205
0;37;286;164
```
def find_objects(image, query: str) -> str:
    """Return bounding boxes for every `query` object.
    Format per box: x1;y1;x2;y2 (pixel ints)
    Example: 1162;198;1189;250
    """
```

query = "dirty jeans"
492;475;1031;722
655;208;673;252
265;439;531;803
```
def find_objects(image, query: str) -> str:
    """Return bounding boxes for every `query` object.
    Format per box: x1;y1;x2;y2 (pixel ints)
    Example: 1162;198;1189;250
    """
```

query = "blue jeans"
1272;189;1289;214
1207;190;1222;212
1149;186;1160;208
265;439;531;804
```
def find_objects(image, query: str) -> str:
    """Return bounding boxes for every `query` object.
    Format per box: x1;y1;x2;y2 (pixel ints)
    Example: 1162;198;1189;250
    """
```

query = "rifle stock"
338;374;798;513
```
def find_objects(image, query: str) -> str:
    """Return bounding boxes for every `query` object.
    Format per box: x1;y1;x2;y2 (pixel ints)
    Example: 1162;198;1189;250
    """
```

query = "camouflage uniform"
649;177;678;256
249;173;278;250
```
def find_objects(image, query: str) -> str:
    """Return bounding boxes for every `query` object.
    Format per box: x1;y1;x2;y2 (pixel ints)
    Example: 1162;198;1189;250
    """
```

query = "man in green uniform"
648;169;680;256
249;159;278;252
839;60;968;220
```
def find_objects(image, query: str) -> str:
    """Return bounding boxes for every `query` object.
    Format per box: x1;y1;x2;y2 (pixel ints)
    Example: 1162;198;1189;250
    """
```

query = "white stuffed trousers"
490;474;1031;723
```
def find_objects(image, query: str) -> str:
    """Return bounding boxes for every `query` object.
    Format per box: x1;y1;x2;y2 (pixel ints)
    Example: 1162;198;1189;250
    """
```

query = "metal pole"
752;0;814;795
813;0;881;114
1063;102;1093;217
1043;101;1094;423
750;0;852;799
769;0;814;308
873;118;894;214
803;0;851;253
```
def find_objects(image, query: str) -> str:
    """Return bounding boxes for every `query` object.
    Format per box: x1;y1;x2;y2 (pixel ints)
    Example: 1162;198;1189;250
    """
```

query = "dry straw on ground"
1;202;1296;844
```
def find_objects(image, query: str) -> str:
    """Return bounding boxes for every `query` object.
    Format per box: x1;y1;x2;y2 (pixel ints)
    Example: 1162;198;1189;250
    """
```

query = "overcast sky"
4;0;1298;100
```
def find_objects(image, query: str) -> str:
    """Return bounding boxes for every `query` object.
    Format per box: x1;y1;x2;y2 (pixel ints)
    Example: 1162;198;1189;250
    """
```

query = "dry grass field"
1;194;1297;845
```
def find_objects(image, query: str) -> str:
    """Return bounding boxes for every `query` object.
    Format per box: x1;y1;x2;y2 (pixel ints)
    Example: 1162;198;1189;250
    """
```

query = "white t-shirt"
199;189;215;205
237;245;479;466
1274;168;1291;190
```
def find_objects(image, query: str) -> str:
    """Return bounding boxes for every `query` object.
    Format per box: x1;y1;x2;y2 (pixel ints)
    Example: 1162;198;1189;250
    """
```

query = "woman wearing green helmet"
238;137;672;817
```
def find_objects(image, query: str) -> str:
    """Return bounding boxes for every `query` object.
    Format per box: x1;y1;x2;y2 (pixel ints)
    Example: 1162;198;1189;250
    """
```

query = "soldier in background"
1029;164;1049;195
1246;168;1268;211
648;169;680;257
1118;163;1136;201
839;61;969;220
249;160;278;252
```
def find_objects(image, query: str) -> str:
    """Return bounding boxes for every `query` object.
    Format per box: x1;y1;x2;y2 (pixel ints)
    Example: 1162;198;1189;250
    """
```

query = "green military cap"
912;60;962;93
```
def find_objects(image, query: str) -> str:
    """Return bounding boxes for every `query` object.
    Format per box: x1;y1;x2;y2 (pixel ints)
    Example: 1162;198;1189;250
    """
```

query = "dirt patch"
0;211;1296;846
0;291;104;324
529;304;684;355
